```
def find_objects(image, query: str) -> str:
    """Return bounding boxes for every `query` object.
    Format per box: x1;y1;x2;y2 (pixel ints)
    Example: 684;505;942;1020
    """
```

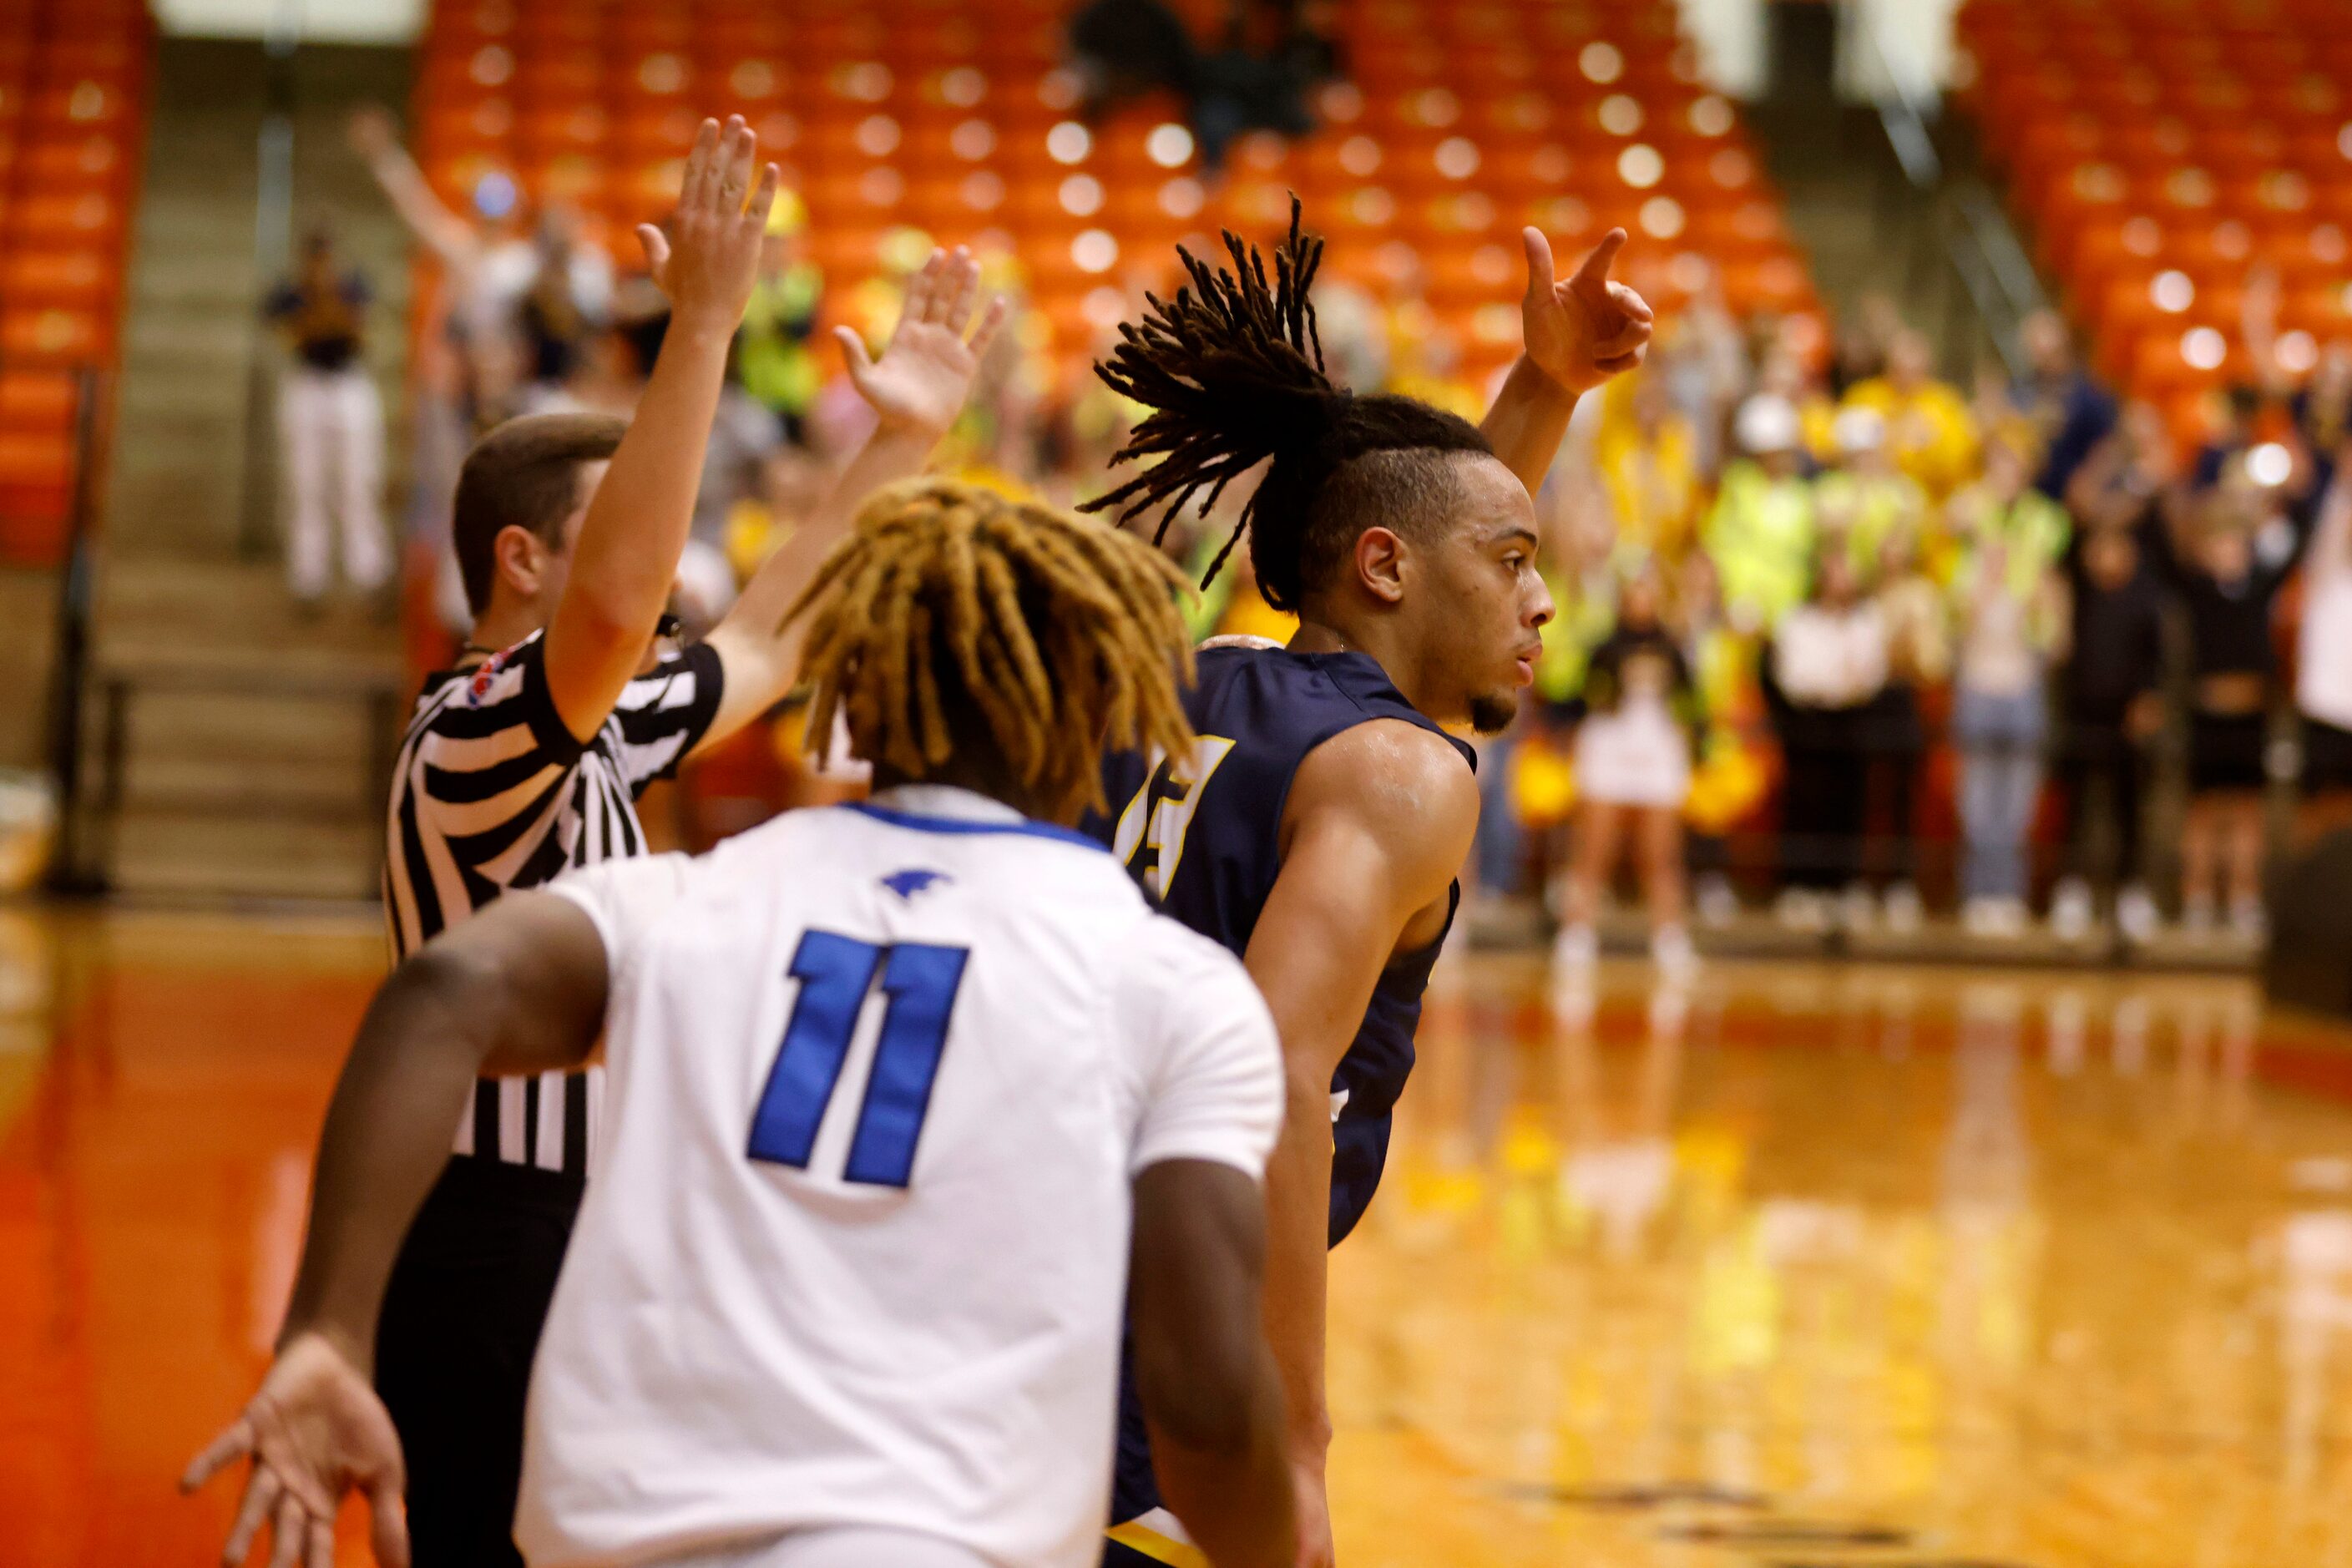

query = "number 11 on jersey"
748;929;969;1188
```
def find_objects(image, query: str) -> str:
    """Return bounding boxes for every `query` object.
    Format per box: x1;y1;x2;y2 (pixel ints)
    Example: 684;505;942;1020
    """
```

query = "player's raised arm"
180;891;612;1568
1479;225;1656;496
695;246;1009;750
1241;721;1480;1567
541;115;778;741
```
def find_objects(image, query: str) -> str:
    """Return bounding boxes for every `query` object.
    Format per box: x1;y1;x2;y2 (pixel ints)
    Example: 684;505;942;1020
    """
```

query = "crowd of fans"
347;102;2352;968
1501;279;2352;972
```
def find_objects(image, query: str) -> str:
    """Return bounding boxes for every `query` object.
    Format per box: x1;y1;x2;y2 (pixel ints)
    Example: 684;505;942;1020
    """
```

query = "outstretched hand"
834;245;1011;438
635;115;781;335
182;1333;410;1568
1518;226;1656;394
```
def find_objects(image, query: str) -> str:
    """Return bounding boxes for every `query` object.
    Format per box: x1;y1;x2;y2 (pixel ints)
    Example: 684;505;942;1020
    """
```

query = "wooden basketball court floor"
7;907;2352;1567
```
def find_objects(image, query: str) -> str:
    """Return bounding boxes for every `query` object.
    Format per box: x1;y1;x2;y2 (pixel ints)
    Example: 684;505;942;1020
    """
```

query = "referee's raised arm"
362;112;779;1568
539;115;776;742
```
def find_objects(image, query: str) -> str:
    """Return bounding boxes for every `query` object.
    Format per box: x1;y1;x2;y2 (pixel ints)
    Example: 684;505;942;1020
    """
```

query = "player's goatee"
1470;693;1519;736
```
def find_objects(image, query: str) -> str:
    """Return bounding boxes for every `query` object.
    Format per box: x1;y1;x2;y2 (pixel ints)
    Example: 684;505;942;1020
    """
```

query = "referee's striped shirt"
385;629;725;1182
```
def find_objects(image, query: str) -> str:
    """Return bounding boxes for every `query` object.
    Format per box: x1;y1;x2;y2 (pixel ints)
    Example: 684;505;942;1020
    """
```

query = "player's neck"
1289;612;1444;721
869;761;1061;824
464;599;544;663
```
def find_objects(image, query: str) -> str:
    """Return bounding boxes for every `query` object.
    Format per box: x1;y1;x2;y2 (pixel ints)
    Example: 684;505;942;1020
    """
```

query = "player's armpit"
1130;1159;1295;1568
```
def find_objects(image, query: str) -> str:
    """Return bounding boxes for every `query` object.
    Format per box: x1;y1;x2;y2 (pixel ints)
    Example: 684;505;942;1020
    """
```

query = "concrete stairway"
1742;8;2014;383
83;38;415;904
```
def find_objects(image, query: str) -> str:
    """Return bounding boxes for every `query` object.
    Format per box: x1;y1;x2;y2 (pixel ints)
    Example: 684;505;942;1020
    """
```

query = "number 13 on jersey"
1110;736;1235;901
748;930;969;1189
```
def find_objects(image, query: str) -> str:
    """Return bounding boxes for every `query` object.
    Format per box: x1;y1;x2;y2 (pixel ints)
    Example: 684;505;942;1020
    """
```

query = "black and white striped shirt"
385;629;725;1182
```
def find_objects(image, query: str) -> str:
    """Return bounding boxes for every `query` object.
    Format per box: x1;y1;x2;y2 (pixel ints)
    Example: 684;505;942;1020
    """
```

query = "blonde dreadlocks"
781;478;1198;817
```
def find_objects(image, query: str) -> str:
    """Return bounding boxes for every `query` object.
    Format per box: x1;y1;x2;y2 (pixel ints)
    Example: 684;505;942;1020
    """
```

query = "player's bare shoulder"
1284;717;1480;891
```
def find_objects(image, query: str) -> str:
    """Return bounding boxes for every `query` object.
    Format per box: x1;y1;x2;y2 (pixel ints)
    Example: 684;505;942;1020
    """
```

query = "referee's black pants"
376;1156;580;1568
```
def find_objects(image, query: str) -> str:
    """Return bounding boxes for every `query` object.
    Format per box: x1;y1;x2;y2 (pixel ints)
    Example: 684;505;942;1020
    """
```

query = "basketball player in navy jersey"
1084;205;1652;1565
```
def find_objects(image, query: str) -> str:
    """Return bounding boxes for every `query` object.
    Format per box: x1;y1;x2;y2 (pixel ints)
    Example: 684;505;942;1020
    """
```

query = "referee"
374;116;1004;1565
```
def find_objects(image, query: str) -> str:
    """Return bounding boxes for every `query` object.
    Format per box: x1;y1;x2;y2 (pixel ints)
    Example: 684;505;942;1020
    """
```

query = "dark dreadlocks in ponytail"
1081;200;1496;613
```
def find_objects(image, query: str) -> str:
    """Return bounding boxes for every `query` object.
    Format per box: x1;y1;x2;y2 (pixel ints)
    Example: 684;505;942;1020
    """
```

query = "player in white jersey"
184;479;1297;1568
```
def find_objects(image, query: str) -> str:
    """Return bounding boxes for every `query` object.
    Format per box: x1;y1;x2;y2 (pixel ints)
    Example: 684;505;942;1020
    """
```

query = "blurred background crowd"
330;93;2352;964
20;0;2352;968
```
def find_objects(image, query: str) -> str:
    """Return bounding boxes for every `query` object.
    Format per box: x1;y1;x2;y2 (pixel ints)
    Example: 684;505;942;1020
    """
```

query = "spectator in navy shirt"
266;228;389;610
2011;310;2116;502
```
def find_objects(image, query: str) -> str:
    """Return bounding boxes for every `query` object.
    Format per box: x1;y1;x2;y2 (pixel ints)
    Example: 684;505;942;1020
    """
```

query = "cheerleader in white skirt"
1553;564;1700;976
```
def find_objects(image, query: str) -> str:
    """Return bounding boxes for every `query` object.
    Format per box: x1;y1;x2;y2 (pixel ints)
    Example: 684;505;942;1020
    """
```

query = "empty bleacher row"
1959;0;2352;435
411;0;1818;389
0;0;148;564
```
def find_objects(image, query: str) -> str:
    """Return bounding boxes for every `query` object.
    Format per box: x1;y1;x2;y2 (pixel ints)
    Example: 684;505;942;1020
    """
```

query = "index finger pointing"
1607;279;1656;324
1571;227;1628;287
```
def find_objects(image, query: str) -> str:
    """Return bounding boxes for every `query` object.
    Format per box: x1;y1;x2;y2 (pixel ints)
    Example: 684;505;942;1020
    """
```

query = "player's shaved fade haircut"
782;478;1198;815
1083;199;1495;612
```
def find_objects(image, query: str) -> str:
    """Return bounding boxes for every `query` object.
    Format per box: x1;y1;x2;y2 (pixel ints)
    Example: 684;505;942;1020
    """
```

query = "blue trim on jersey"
847;801;1108;852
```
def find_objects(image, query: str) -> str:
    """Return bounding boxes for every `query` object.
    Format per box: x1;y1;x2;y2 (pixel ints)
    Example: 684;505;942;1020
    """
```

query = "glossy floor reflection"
0;908;385;1568
1329;954;2352;1568
8;913;2352;1566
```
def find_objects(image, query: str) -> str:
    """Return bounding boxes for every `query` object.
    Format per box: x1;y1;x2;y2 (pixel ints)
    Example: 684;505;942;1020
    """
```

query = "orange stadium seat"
403;0;1813;384
1960;0;2352;439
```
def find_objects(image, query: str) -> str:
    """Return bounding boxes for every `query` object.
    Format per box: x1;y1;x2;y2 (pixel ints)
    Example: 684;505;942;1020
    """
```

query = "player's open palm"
635;114;781;336
1518;225;1656;393
182;1333;410;1568
835;245;1010;438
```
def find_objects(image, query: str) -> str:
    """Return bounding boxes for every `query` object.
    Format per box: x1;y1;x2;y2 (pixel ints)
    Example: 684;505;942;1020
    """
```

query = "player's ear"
1353;525;1409;605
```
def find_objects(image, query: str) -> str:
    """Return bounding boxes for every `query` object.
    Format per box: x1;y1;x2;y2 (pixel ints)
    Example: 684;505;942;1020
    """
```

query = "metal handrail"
1846;0;2046;378
235;18;301;559
43;366;109;894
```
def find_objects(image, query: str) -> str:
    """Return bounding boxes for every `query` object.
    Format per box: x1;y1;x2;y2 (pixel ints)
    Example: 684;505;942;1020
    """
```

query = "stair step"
97;555;403;640
115;754;384;817
91;38;419;900
105;811;382;902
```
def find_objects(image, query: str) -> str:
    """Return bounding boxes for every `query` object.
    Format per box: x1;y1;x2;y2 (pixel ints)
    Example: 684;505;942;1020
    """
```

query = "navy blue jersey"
1089;641;1474;1531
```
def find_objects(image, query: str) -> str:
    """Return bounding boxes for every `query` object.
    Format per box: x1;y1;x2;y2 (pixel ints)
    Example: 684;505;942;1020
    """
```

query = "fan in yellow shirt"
1592;372;1703;559
1841;328;1980;498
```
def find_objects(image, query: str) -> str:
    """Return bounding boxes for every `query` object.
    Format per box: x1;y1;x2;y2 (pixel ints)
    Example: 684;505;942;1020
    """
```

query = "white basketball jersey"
518;785;1282;1568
